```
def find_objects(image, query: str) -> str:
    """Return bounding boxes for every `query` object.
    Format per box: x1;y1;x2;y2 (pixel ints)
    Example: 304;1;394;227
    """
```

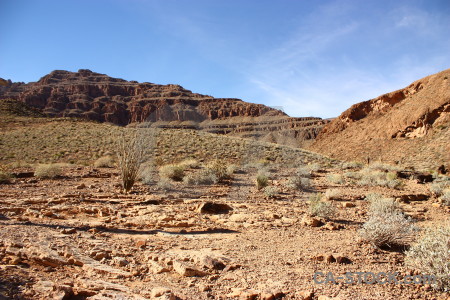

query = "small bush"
94;156;114;168
344;171;363;180
157;177;174;191
430;180;450;197
296;167;311;178
256;173;269;190
441;189;450;206
367;195;401;216
0;171;12;184
178;159;200;169
356;168;403;189
286;176;311;191
342;161;363;170
205;160;232;182
308;193;336;219
359;212;416;248
35;164;62;179
160;164;185;181
183;169;218;185
405;225;450;291
327;174;345;185
140;166;153;185
307;163;321;172
263;186;279;198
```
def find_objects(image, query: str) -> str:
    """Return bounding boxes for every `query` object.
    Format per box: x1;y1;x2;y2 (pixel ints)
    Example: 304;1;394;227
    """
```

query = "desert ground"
1;107;449;300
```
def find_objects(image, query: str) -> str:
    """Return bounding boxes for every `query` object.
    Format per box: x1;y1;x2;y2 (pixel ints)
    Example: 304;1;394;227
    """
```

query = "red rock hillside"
310;68;450;170
0;69;328;147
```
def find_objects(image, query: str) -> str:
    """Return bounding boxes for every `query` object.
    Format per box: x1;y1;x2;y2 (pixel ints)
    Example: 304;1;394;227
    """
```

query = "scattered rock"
399;194;429;202
197;202;233;214
173;261;209;277
335;255;352;264
342;202;356;208
301;215;324;227
297;290;314;300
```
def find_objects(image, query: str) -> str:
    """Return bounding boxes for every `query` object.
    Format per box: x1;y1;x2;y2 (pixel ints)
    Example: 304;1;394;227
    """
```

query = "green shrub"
35;164;62;179
405;225;450;291
308;193;336;219
256;173;269;190
94;156;114;168
160;164;185;181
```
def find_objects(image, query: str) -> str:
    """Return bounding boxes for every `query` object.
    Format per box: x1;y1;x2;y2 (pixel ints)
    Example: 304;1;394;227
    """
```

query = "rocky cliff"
0;69;327;146
310;69;450;170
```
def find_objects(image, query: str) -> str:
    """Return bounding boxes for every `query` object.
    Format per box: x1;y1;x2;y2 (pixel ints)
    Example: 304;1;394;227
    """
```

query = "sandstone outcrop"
311;68;450;170
0;69;327;146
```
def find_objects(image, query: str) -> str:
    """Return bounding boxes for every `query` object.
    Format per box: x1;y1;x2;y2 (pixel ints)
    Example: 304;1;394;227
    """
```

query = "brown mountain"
310;68;450;170
0;69;327;147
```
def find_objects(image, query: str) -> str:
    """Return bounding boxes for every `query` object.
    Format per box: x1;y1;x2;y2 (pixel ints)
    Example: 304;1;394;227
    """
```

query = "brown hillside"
0;70;327;147
310;69;450;170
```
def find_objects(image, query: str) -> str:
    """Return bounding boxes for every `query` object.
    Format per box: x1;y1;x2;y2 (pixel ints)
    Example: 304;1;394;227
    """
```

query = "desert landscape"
0;68;449;300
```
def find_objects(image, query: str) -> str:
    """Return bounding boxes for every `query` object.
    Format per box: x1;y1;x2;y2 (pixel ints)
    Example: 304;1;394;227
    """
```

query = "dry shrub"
183;169;217;185
308;193;336;219
0;171;11;184
405;225;450;291
116;129;149;193
35;164;62;179
94;156;114;168
160;164;185;181
359;194;417;248
263;186;279;198
327;174;345;185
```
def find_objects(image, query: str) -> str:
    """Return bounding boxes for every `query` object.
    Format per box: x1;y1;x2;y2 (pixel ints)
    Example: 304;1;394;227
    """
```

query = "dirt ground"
1;164;449;300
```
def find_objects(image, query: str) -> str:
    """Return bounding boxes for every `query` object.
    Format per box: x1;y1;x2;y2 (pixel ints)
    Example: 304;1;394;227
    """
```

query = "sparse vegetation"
34;163;62;179
160;164;185;181
0;170;12;184
183;169;218;185
116;130;148;193
157;177;174;191
360;194;416;248
405;225;450;291
348;168;403;189
308;193;336;219
94;155;114;168
140;165;153;185
205;159;233;182
263;186;279;198
256;173;269;190
327;173;345;185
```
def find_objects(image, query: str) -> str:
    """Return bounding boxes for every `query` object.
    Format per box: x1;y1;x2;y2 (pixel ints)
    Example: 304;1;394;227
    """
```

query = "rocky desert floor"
1;162;449;300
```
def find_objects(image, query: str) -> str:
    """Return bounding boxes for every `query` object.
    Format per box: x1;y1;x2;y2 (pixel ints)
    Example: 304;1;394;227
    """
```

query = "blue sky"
1;0;449;118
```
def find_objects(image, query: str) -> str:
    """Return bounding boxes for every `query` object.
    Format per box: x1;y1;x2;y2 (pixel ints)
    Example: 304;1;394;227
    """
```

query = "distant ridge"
0;69;328;147
310;68;450;170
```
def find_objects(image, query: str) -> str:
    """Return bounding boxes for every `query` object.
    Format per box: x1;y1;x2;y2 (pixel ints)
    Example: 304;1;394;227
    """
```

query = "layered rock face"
0;69;327;146
310;69;450;170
